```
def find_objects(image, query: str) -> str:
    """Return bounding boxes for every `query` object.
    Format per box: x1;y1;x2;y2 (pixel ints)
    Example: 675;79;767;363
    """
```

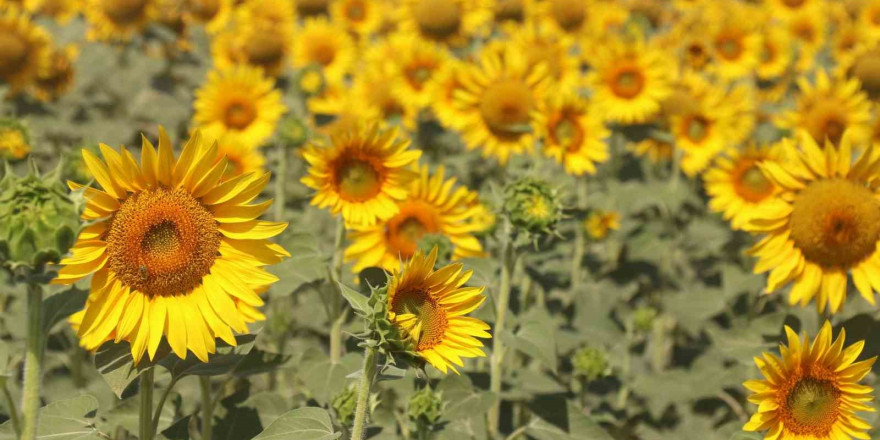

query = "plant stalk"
274;142;287;222
20;283;43;440
570;179;587;293
2;383;20;437
329;218;347;364
140;369;154;440
151;377;177;434
200;376;213;440
350;346;378;440
488;220;515;438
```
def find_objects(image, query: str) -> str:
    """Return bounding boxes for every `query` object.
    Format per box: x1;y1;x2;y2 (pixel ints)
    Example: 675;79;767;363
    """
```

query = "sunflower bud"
331;384;358;426
0;160;82;275
295;65;326;97
503;177;564;237
408;387;443;426
632;306;658;332
572;346;610;381
0;119;31;161
278;116;310;148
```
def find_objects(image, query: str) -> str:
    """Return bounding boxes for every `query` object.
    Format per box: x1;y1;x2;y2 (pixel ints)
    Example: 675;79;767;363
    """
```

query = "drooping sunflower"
84;0;157;41
192;65;287;149
183;0;233;34
536;95;610;176
291;17;356;84
453;44;550;164
54;128;289;363
345;165;485;273
386;247;491;374
703;143;783;230
776;71;872;146
584;210;619;240
396;0;492;47
743;322;876;440
586;38;673;125
744;130;880;313
330;0;386;38
300;125;422;227
0;8;50;93
32;44;78;102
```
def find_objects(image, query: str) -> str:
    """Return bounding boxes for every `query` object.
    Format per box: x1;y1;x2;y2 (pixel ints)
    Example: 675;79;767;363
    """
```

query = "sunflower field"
4;0;880;439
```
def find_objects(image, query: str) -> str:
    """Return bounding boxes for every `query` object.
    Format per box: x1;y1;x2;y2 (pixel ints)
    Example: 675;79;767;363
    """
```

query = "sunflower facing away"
300;125;422;227
743;322;876;440
387;247;491;374
777;71;872;146
536;94;610;176
53;127;289;363
345;165;485;273
192;65;287;149
744;130;880;313
704;144;783;231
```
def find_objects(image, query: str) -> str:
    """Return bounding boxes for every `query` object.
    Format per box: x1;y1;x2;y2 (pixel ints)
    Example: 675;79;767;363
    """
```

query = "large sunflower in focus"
777;71;872;146
587;38;672;125
0;8;50;93
743;322;876;440
536;95;609;176
55;128;289;362
84;0;157;41
291;17;355;84
704;144;783;230
345;165;485;273
396;0;491;47
300;125;422;226
387;247;491;374
192;65;287;149
453;44;550;164
744;131;880;313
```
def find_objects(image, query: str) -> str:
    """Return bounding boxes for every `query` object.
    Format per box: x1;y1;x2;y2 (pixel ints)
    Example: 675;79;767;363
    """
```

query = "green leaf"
526;399;613;440
502;310;558;373
41;286;87;333
437;374;496;421
159;334;288;380
337;282;370;315
253;407;341;440
94;342;148;399
0;395;103;440
299;352;362;405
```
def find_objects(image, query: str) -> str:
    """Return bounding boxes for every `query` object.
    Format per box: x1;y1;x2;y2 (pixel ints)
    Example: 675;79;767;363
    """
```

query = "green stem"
328;218;347;364
615;323;634;410
20;283;43;440
488;220;515;439
350;346;378;440
2;383;20;437
274;142;287;222
140;369;154;440
570;179;588;294
329;309;347;365
151;377;177;434
200;377;213;440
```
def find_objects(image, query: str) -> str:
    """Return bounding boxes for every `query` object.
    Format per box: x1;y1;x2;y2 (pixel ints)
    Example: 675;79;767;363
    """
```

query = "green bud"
572;346;610;381
0;118;31;161
278;116;310;148
331;384;358;426
632;306;658;332
408;387;443;426
503;177;564;237
417;234;453;265
295;65;326;97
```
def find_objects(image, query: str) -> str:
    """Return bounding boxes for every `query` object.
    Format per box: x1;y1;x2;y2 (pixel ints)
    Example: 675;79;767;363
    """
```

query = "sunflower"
24;0;80;23
0;8;50;93
703;144;783;230
300;125;421;227
54;128;289;363
669;79;738;176
505;23;580;94
587;38;673;125
536;0;590;36
584;210;619;240
786;9;828;73
453;44;550;164
352;63;421;129
84;0;157;41
743;130;880;313
211;20;293;76
235;0;296;33
776;71;872;146
215;136;266;178
0;123;30;160
536;95;610;176
396;0;492;47
859;0;880;40
32;44;77;102
184;0;232;34
764;0;824;18
629;138;674;164
490;0;537;30
291;17;355;84
743;322;876;440
704;5;762;81
427;59;469;130
345;165;485;273
757;27;794;81
374;32;450;110
838;42;880;100
330;0;385;38
192;65;287;149
386;247;490;374
294;0;330;16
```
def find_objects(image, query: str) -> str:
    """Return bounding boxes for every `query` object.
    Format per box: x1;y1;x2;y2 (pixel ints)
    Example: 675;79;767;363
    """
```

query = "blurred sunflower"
536;0;590;36
0;8;50;93
192;64;287;149
786;9;827;73
387;247;491;374
765;0;824;18
427;59;469;130
777;71;872;146
838;42;880;100
32;44;77;102
743;322;876;440
396;0;491;47
211;7;294;77
858;0;880;40
587;38;672;124
300;125;421;226
24;0;79;23
584;210;619;240
345;165;485;273
756;27;793;81
352;64;420;129
215;136;266;178
705;6;761;81
629;138;674;164
291;17;355;84
490;0;537;30
744;131;880;313
377;33;450;109
703;144;783;230
235;0;296;32
294;0;330;17
0;121;30;160
184;0;232;34
536;95;610;176
505;23;580;94
330;0;385;38
55;128;289;363
454;44;550;164
84;0;157;41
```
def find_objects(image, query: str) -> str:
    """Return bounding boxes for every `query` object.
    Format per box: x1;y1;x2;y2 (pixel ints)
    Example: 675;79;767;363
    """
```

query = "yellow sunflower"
0;7;50;93
84;0;157;41
54;128;289;363
184;0;233;34
505;23;580;94
536;95;610;176
192;64;287;149
584;210;619;240
294;0;329;17
352;64;420;129
743;322;876;440
427;59;469;131
453;44;550;164
757;27;794;81
859;0;880;40
291;17;355;84
490;0;537;30
629;138;674;164
211;20;293;77
396;0;492;47
586;38;673;125
764;0;824;19
838;42;880;100
234;0;296;33
330;0;386;38
345;165;485;273
300;125;422;227
744;130;880;313
32;44;78;102
215;136;266;178
703;144;783;230
776;71;872;146
704;5;762;81
786;9;828;73
24;0;80;23
386;246;491;374
0;123;30;160
536;0;590;37
374;32;451;110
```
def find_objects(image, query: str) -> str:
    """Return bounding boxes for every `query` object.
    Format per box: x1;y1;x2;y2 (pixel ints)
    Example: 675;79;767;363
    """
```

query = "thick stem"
350;346;378;440
328;218;347;364
140;369;154;440
2;383;20;437
200;376;213;440
488;220;515;439
274;143;287;222
570;179;587;293
20;283;43;440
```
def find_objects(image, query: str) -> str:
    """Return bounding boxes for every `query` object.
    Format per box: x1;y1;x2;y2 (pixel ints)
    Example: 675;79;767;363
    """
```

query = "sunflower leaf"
252;407;341;440
0;395;104;440
337;281;370;316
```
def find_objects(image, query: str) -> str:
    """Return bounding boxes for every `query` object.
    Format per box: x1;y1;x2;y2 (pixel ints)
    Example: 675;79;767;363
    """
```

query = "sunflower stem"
329;217;347;364
140;369;154;440
200;376;213;440
350;346;378;440
2;382;20;437
570;179;588;294
488;219;515;439
274;142;287;222
20;282;43;440
151;376;177;434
